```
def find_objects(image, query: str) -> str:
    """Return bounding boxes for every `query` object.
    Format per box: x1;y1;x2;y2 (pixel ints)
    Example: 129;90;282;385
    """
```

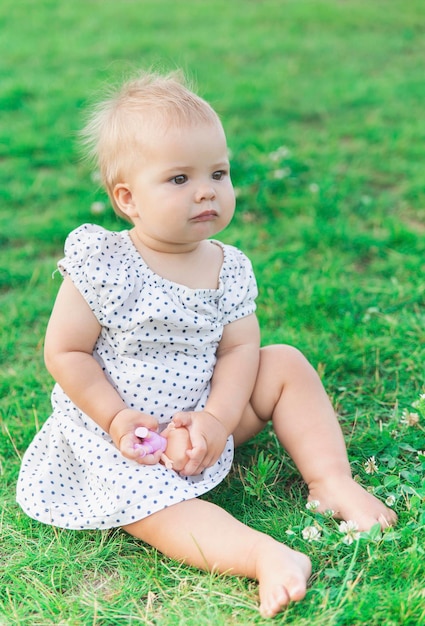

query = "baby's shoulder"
59;223;137;286
58;225;141;323
65;223;129;255
211;239;249;261
211;240;254;276
61;224;135;271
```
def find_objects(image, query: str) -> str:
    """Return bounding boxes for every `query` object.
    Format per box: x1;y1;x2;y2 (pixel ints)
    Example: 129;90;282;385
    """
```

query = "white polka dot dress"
16;224;258;529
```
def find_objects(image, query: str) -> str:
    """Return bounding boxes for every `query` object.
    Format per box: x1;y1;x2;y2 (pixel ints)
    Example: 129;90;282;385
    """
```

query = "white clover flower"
302;526;321;542
385;495;396;507
339;520;360;545
269;145;291;161
400;409;420;427
364;456;379;474
306;500;320;512
90;201;106;215
309;183;319;193
273;167;291;179
362;306;380;322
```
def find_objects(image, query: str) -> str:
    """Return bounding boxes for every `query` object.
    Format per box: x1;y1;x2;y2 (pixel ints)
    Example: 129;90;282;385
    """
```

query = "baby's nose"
195;184;216;202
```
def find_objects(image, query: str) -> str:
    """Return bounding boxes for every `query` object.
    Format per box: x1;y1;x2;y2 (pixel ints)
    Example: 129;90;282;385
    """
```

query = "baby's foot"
255;541;311;618
308;474;397;531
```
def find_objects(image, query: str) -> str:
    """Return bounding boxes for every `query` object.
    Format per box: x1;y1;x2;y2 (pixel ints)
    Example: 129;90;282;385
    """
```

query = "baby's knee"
260;344;309;368
259;344;318;385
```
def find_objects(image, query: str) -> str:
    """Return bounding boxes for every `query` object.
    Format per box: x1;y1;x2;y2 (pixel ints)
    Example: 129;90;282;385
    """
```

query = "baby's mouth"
191;210;218;222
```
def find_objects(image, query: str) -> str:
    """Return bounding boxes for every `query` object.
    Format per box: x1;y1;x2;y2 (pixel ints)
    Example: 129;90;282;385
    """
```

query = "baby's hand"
171;410;228;476
109;408;163;465
134;427;167;456
161;423;192;472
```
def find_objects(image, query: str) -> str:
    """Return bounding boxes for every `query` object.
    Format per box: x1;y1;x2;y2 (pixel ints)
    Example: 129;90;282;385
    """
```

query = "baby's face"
113;121;235;252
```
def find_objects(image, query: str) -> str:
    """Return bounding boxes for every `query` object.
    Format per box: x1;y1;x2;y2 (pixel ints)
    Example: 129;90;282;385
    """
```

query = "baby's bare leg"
234;344;397;530
122;498;311;618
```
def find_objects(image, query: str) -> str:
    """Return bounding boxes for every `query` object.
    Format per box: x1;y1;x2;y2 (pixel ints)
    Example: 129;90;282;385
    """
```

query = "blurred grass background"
1;1;424;624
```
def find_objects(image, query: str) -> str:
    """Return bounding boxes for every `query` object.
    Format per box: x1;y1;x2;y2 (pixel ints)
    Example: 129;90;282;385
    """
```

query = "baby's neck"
129;230;223;289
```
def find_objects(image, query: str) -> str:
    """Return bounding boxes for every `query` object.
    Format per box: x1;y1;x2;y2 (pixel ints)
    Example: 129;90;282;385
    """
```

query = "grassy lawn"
1;0;424;623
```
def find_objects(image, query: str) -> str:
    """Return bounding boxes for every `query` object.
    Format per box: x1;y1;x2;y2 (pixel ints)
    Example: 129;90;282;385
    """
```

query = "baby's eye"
212;170;226;181
171;174;188;185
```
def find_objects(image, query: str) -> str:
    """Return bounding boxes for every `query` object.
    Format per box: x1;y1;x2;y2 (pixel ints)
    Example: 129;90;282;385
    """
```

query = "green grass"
1;0;425;623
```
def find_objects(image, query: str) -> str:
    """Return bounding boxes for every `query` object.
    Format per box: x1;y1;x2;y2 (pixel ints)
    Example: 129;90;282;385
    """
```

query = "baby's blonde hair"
80;70;221;218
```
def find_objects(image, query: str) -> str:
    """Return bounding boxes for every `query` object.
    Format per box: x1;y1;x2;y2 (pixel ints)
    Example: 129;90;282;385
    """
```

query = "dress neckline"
122;230;225;294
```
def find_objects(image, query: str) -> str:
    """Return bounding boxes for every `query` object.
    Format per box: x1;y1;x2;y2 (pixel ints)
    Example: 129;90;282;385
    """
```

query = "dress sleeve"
57;224;134;325
220;245;258;325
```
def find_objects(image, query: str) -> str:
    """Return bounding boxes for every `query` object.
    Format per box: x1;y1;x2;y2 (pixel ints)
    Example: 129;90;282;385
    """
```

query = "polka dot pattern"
16;224;257;529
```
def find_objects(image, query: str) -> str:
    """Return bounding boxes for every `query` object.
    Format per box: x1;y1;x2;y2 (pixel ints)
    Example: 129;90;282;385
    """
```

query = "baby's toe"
260;586;290;618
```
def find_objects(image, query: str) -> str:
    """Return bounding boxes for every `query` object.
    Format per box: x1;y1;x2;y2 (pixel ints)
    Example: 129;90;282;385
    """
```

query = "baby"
17;70;396;618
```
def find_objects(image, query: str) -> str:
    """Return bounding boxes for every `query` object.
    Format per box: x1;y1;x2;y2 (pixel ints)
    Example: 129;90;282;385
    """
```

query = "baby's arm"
44;277;161;463
175;313;261;476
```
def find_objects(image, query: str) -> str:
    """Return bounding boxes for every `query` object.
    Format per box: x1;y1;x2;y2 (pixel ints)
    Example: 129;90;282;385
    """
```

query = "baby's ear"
113;183;138;219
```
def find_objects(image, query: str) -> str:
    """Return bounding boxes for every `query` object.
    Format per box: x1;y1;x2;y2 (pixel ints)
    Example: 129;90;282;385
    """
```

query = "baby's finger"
136;450;163;465
179;446;206;476
120;433;162;464
171;412;192;428
179;461;203;476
